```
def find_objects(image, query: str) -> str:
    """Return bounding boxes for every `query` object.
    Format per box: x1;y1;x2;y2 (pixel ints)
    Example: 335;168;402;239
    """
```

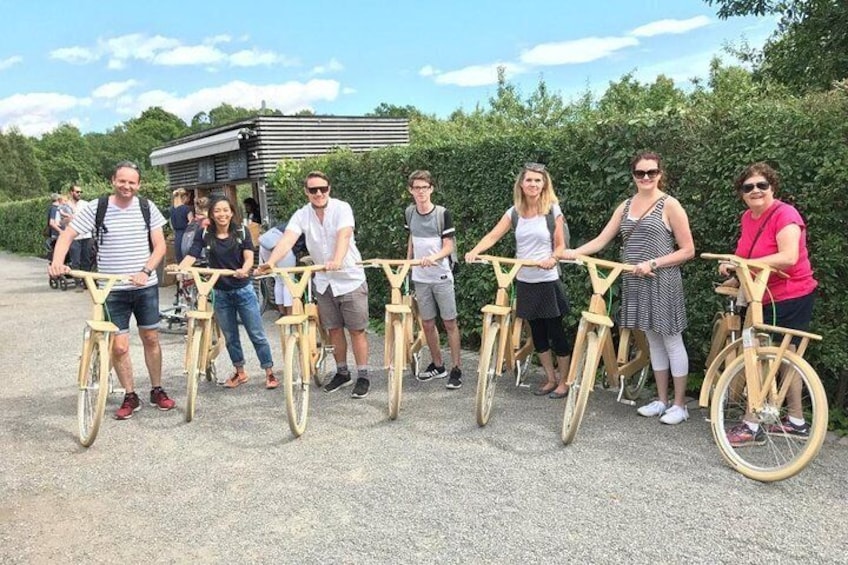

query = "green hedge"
268;91;848;401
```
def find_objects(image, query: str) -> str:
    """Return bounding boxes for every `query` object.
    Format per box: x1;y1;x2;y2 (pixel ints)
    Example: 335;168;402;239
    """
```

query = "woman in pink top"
719;162;818;446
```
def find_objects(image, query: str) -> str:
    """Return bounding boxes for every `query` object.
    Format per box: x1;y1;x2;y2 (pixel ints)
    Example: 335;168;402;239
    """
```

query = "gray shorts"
413;280;457;321
315;282;369;331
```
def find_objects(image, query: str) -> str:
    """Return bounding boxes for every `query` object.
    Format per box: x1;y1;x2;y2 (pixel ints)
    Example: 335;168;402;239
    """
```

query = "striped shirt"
71;196;166;291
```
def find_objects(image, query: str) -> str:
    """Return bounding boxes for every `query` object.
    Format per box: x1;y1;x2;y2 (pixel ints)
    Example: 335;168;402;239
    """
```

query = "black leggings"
528;317;572;357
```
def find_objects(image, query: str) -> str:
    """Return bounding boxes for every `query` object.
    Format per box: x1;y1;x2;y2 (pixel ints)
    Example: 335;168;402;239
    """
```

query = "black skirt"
516;280;569;320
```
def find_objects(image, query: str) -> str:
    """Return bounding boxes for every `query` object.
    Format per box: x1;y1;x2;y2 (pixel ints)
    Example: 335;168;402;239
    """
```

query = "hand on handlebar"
538;256;558;270
325;259;341;271
718;262;736;278
464;252;479;263
256;263;272;275
48;262;70;278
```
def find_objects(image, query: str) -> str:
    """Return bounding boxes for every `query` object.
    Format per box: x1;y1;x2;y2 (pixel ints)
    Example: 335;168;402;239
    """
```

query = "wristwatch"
649;260;658;270
141;267;153;276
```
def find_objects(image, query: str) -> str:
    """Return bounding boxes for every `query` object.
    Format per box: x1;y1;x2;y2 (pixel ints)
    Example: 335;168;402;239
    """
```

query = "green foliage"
0;129;47;201
706;0;848;93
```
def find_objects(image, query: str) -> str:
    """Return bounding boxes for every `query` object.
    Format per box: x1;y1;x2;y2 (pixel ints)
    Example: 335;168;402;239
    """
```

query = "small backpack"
200;225;247;260
405;204;459;274
180;220;202;259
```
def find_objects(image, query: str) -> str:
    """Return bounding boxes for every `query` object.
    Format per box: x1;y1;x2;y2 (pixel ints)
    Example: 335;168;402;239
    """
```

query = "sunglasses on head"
306;185;330;195
740;181;770;193
524;162;546;172
633;168;660;180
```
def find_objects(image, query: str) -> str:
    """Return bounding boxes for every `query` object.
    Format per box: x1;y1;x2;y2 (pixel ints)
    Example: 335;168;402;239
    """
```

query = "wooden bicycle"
560;255;636;445
470;255;540;426
360;259;426;419
166;266;233;423
701;253;827;482
67;270;131;447
264;265;333;437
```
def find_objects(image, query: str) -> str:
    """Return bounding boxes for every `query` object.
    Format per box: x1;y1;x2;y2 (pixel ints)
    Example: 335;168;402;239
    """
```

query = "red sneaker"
150;387;176;411
115;392;141;420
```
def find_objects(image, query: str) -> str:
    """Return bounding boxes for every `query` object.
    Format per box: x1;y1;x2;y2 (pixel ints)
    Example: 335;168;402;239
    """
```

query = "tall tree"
706;0;848;93
0;128;47;200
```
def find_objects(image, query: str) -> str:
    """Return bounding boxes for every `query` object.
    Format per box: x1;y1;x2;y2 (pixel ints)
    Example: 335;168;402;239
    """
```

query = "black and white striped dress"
619;196;687;335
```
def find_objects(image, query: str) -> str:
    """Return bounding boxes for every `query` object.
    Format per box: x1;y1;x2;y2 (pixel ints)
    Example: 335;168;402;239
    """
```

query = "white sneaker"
659;404;689;425
637;400;667;417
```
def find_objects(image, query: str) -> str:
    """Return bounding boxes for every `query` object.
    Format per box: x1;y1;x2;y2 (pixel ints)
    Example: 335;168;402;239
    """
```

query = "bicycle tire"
475;320;501;426
388;320;404;420
621;330;650;401
284;334;310;437
77;334;109;447
185;324;203;423
710;347;828;482
562;331;600;445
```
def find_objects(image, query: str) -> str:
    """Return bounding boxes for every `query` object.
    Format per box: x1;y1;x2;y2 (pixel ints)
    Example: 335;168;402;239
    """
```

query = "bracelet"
141;267;153;276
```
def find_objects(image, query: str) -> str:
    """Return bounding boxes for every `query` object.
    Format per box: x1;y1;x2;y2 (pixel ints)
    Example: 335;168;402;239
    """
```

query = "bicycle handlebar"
700;253;788;278
68;270;133;282
358;259;423;268
471;254;543;267
166;266;239;277
568;255;637;272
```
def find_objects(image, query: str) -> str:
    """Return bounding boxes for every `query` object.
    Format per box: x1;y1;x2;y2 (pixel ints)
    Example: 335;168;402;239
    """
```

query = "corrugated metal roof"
150;128;250;166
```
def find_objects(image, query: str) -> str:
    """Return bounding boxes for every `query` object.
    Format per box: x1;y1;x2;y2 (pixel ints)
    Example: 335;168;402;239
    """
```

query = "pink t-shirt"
734;200;817;304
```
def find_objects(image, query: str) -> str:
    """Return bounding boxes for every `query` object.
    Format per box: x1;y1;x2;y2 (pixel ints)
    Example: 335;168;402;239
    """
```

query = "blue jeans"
213;284;273;369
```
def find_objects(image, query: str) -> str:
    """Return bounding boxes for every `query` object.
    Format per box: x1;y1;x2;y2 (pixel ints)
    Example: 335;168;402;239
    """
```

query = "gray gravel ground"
1;252;846;564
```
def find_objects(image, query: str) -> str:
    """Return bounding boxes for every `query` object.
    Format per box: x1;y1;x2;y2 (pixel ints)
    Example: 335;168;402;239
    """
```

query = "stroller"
45;237;79;291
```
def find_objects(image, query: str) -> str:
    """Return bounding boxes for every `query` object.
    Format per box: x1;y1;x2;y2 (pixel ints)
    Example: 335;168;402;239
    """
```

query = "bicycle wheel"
77;333;110;447
185;324;204;423
284;334;310;437
562;331;600;445
205;322;222;382
311;324;329;387
387;320;405;420
621;330;650;401
710;347;828;482
475;320;501;426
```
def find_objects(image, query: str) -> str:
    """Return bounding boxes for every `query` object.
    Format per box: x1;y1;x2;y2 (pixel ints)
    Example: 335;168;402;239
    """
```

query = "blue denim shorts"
105;284;160;334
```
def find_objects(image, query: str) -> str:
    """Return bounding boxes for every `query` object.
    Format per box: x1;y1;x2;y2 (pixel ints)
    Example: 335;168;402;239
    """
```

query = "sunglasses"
524;162;546;172
306;185;330;195
740;181;770;193
633;169;660;180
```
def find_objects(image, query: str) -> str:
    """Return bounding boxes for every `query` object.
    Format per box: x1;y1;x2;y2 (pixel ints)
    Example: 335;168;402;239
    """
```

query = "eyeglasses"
524;162;546;172
410;185;431;192
740;181;770;193
306;185;330;195
633;169;660;180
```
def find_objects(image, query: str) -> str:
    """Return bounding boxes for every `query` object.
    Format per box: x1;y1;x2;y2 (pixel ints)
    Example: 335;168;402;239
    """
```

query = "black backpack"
93;195;153;257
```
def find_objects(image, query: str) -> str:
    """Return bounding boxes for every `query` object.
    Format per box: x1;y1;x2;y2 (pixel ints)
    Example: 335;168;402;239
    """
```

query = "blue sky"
0;0;775;137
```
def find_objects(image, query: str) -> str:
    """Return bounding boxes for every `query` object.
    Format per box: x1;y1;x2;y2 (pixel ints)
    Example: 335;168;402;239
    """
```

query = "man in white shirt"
260;171;372;398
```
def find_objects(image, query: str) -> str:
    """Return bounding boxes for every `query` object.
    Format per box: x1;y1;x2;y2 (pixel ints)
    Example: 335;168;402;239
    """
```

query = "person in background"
66;184;94;272
170;188;193;263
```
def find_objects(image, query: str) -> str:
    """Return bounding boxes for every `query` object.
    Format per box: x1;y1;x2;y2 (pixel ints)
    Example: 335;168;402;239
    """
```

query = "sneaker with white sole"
418;362;447;382
659;404;689;425
637;400;667;418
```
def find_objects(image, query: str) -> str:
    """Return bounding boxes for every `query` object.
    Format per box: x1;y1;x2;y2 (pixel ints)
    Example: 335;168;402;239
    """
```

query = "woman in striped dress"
560;151;695;425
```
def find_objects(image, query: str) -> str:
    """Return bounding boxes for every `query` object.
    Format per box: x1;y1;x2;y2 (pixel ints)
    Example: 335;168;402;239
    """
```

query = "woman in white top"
466;162;572;397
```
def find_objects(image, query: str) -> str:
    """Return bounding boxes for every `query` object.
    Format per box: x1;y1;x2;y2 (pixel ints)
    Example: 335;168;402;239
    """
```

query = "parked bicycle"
360;259;426;419
700;253;827;482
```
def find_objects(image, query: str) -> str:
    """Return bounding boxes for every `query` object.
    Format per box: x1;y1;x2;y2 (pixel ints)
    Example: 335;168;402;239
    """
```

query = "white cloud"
418;65;438;77
115;79;341;121
434;63;524;87
100;33;181;64
206;34;232;45
50;46;98;64
520;36;639;66
153;45;227;66
0;92;91;136
629;16;711;38
310;58;344;75
342;87;356;95
92;80;139;99
0;56;23;70
230;48;297;67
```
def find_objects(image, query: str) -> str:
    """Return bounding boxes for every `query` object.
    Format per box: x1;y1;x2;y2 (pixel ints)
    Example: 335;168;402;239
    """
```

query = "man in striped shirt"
49;161;176;420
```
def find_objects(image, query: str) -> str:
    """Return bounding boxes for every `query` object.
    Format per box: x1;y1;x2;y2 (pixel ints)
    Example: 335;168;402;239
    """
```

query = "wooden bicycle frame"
700;254;822;415
270;265;328;378
179;267;232;380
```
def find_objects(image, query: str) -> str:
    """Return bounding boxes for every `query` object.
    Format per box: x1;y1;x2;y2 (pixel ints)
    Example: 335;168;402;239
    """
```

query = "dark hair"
304;170;330;186
630;151;665;189
112;160;141;179
734;162;780;194
407;170;434;187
